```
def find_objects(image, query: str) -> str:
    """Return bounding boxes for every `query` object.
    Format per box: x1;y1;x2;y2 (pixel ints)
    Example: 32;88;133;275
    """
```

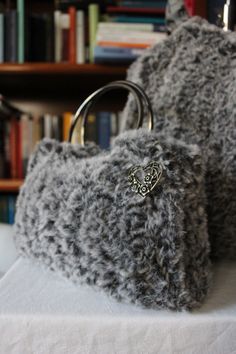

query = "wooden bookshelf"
0;63;128;97
0;179;23;192
0;63;127;75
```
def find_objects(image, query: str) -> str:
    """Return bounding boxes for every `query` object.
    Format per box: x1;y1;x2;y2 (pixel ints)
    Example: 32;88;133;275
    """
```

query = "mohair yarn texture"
122;17;236;259
14;129;210;310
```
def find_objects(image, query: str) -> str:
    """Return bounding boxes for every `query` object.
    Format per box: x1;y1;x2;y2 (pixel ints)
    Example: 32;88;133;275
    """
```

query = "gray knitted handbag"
14;81;211;310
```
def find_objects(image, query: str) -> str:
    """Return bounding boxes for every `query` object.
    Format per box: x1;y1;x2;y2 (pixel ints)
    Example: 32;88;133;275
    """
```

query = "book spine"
9;118;17;178
97;30;167;41
61;13;70;62
17;0;25;63
0;195;8;223
106;6;165;14
98;21;154;32
97;112;111;150
44;114;52;138
54;10;62;62
120;1;167;7
4;10;18;62
69;6;76;63
0;13;4;62
45;14;54;62
97;41;153;49
4;120;11;178
20;114;29;177
63;112;72;141
89;3;99;63
0;118;5;177
76;10;85;64
16;117;23;179
8;195;16;225
85;114;96;143
94;45;143;63
112;16;166;24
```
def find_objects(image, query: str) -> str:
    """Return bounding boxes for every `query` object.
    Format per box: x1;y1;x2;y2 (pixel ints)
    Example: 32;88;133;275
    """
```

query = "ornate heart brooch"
128;161;163;198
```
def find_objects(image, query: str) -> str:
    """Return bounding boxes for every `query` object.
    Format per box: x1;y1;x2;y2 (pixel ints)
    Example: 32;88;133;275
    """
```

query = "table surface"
0;258;236;354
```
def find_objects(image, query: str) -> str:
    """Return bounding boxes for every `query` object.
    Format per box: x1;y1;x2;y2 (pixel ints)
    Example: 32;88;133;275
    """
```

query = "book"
15;117;23;179
4;10;18;62
85;114;97;143
54;10;62;62
17;0;25;63
51;115;62;141
89;3;99;63
110;15;166;25
69;6;76;63
28;14;50;62
45;14;55;62
106;6;166;15
76;10;85;64
97;112;111;149
61;13;70;62
20;114;30;176
97;30;167;49
8;195;16;225
0;195;8;223
119;1;167;8
184;0;206;18
94;45;144;63
9;118;18;179
0;13;4;63
63;112;72;141
0;118;5;178
98;21;155;32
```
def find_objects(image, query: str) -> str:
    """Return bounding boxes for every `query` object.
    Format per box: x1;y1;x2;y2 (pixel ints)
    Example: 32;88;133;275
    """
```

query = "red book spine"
184;0;195;16
106;6;165;15
69;6;76;63
16;118;23;179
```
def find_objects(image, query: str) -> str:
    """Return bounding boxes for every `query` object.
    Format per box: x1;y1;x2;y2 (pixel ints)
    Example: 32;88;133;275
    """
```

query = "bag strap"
68;80;154;144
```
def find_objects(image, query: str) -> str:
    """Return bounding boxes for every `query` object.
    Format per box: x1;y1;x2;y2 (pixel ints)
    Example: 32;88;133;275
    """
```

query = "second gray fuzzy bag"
14;81;211;310
122;17;236;259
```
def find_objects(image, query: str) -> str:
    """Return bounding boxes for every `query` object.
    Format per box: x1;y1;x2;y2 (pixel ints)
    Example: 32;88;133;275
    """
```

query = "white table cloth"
0;258;235;354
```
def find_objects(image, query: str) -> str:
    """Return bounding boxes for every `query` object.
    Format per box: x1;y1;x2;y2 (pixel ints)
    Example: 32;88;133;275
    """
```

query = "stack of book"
0;0;168;64
94;1;167;63
0;96;121;180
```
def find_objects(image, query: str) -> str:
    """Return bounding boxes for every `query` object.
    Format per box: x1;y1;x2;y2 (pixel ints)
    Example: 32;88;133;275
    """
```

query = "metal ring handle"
68;80;154;144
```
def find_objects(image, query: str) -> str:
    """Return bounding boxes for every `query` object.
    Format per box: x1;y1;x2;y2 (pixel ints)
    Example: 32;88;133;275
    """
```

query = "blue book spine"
97;112;111;150
8;195;16;225
0;14;4;62
94;46;142;63
120;2;167;8
113;16;166;25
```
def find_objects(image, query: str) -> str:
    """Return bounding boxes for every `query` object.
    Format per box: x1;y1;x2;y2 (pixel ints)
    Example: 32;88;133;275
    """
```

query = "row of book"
0;98;122;179
0;0;168;64
0;194;16;225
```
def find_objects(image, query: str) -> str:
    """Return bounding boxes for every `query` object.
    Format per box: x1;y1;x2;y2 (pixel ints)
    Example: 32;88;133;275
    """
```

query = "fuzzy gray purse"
14;81;211;310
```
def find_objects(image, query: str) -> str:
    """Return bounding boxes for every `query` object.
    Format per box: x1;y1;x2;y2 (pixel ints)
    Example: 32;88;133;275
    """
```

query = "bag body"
122;17;236;259
14;81;211;310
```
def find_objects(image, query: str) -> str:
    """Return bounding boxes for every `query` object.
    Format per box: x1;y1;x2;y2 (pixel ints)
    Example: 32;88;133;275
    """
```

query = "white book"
44;114;52;139
98;22;154;33
97;30;167;42
76;10;85;64
0;13;4;62
54;10;62;62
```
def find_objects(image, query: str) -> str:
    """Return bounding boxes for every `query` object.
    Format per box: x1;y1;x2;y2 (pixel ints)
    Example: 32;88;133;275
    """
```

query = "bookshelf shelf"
0;63;127;75
0;179;23;192
0;63;128;96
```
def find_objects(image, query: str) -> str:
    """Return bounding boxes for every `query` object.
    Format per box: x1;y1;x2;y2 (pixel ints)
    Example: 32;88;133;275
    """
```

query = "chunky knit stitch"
122;17;236;259
14;130;210;310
